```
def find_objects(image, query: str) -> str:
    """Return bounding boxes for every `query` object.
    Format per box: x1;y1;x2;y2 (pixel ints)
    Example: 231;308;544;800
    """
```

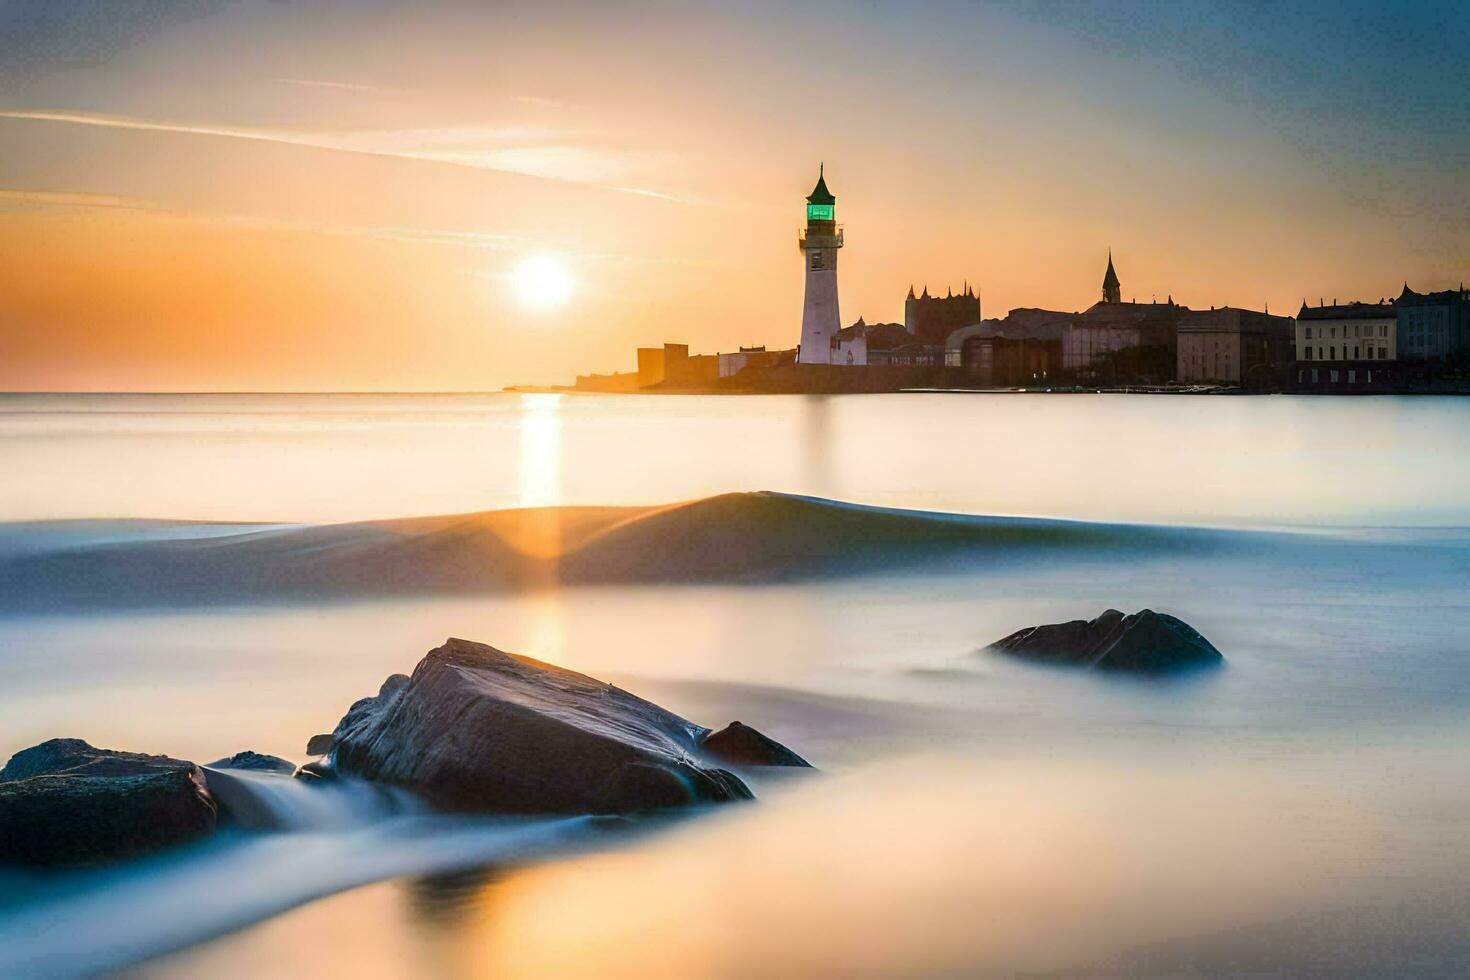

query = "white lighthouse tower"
796;165;843;365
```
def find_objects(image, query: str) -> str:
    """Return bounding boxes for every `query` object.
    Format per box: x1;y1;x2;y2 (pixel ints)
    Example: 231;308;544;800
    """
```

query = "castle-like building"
904;284;981;346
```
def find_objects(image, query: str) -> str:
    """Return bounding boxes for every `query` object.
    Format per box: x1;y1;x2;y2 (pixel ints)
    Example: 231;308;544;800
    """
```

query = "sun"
510;254;574;311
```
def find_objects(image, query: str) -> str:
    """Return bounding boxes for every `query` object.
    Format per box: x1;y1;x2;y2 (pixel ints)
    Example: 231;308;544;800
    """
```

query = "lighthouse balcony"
798;225;844;249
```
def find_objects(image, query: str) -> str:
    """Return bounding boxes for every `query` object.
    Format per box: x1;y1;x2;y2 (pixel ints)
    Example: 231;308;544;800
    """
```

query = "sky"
0;0;1466;391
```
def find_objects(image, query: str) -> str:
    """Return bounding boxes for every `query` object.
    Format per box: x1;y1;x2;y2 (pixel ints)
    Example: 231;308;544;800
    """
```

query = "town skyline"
2;0;1467;392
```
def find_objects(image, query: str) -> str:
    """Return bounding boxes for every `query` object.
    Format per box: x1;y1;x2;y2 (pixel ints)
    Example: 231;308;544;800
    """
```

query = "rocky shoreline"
0;638;810;868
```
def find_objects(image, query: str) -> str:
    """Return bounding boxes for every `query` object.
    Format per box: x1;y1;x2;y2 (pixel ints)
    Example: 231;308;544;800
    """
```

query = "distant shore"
507;381;1470;397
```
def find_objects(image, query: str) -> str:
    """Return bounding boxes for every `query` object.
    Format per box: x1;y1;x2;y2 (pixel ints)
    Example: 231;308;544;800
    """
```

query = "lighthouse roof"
806;165;835;205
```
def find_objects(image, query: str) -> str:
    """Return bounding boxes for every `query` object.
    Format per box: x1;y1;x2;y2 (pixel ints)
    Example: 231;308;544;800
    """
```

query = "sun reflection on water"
516;394;563;511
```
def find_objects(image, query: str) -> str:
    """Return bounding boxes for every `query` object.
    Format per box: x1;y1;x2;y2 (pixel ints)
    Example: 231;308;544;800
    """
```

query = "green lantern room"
806;165;835;222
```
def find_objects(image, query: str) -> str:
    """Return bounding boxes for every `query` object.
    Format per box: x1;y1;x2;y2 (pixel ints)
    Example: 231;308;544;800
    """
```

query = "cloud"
0;185;702;266
0;189;162;212
275;78;414;97
0;109;690;200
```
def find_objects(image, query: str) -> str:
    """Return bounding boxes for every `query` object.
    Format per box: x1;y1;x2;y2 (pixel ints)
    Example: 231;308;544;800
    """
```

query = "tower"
797;165;844;364
1102;250;1121;304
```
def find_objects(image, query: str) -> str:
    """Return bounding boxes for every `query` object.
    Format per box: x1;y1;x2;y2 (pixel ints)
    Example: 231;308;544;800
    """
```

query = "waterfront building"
1176;307;1295;386
1295;301;1395;364
718;346;790;378
1293;300;1395;387
1396;283;1470;362
904;284;981;346
830;320;869;365
637;342;718;388
572;371;640;392
796;166;847;365
858;321;919;366
1061;253;1188;380
943;322;1060;385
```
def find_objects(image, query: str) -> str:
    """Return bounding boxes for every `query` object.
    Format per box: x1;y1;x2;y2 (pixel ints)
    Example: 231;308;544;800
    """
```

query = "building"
572;370;640;392
859;321;917;366
718;346;791;378
1295;301;1395;364
830;320;868;365
636;342;718;388
944;321;1061;385
1396;283;1470;362
1060;253;1189;381
1101;250;1121;304
796;166;845;365
904;284;981;346
1176;306;1295;386
1293;300;1395;387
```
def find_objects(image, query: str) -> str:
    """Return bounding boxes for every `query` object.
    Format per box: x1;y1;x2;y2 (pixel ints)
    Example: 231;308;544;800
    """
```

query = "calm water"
4;391;1470;526
2;393;1468;977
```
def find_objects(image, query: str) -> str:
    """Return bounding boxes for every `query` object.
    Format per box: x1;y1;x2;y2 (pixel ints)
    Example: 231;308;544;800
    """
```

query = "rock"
316;638;808;814
700;721;812;768
0;738;217;866
206;750;295;774
305;733;335;756
986;609;1224;674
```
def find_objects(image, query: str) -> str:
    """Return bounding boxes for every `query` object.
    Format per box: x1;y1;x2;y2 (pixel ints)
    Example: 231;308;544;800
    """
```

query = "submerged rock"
0;738;217;866
206;750;295;774
986;609;1223;674
315;638;808;814
700;721;812;768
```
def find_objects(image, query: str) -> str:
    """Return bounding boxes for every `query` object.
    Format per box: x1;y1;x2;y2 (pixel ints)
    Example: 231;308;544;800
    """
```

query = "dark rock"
986;609;1224;674
700;721;812;768
316;638;808;814
305;733;335;756
206;750;295;774
0;738;217;866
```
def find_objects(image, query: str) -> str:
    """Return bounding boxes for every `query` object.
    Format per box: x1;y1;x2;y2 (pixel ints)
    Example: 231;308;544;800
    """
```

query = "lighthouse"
796;165;843;365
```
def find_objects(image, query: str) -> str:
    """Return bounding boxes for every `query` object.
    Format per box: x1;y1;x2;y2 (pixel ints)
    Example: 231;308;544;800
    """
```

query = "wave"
0;492;1256;612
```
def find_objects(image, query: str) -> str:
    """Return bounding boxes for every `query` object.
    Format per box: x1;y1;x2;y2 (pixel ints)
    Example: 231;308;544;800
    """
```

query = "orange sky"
1;1;1465;391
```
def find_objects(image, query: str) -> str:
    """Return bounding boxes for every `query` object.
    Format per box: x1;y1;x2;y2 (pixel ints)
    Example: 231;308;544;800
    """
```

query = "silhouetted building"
1062;254;1188;380
637;342;718;388
860;321;917;366
904;283;981;346
1177;306;1294;386
1396;283;1470;362
797;166;847;364
945;321;1061;385
573;371;640;392
718;345;790;378
1101;250;1121;304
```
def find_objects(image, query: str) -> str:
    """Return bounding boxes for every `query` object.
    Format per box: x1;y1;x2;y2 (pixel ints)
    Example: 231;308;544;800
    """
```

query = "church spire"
1102;249;1121;304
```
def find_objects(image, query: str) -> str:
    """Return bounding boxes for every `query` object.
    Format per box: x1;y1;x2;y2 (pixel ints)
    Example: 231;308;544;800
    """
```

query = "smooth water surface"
1;393;1468;977
4;391;1470;526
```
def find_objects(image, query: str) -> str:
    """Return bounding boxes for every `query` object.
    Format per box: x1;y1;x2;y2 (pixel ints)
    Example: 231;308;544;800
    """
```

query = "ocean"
1;392;1467;977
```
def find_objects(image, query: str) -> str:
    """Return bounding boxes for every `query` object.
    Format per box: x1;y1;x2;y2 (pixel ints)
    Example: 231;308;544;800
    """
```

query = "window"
1306;326;1313;339
809;251;825;271
1381;325;1388;337
1304;347;1313;360
1354;346;1360;359
1330;346;1336;360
